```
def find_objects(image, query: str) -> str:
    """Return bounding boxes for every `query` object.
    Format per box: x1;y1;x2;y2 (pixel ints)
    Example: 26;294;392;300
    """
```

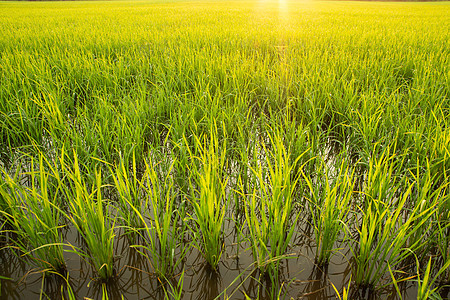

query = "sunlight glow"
256;0;290;22
279;0;289;22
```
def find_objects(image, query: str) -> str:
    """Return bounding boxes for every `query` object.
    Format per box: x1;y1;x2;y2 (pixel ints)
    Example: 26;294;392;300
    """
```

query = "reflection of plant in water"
0;248;21;299
187;264;222;300
301;265;329;299
116;242;150;291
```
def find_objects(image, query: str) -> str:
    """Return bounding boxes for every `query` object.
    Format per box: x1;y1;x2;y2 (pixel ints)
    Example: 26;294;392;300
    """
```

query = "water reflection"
186;264;222;300
0;211;422;300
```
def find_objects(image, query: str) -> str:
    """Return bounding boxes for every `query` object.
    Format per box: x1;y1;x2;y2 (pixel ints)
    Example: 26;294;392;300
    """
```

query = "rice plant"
129;154;188;279
0;0;448;298
0;155;65;273
60;152;116;281
162;269;185;300
351;147;439;289
241;130;305;297
407;160;449;258
186;125;229;270
302;156;355;266
435;195;450;284
111;153;147;235
416;256;450;300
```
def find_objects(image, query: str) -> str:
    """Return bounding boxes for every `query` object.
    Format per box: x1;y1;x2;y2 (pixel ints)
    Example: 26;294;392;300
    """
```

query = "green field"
0;0;449;299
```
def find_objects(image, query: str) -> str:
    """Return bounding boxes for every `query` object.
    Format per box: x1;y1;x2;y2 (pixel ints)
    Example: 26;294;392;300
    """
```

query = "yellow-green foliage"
0;1;448;166
0;0;449;298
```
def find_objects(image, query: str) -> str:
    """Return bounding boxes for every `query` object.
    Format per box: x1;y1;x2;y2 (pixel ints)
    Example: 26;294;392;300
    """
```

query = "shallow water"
0;214;430;300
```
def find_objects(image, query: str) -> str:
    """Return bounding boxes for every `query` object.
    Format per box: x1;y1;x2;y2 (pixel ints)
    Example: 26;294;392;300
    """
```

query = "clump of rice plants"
0;155;65;273
414;255;450;300
241;131;305;295
111;153;147;236
186;125;229;270
302;156;355;266
128;153;188;279
60;152;116;281
351;146;439;290
0;0;449;298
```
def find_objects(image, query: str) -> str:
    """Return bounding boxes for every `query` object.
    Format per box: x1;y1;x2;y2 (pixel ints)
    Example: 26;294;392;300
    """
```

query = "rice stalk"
185;124;228;270
0;155;65;273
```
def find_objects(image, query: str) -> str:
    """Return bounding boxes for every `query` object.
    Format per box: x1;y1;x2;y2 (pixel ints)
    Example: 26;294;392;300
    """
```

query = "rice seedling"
0;155;65;273
302;156;355;266
350;146;439;289
406;159;449;258
435;193;450;284
60;152;116;281
0;0;448;298
128;154;188;279
171;125;194;195
240;130;306;296
111;153;147;235
162;269;185;300
416;256;450;300
331;275;351;300
185;125;228;270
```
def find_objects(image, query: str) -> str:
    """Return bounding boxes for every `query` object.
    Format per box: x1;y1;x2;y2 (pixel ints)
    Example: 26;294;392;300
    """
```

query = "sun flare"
279;0;289;21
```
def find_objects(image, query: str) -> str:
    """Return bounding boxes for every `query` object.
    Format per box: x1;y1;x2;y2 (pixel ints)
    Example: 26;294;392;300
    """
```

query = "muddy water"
0;213;429;300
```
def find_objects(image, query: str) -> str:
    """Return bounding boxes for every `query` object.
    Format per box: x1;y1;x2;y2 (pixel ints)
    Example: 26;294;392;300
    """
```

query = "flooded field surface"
0;219;425;299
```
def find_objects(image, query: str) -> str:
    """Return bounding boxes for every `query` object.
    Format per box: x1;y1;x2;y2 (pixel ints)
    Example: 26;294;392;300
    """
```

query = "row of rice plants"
0;125;449;297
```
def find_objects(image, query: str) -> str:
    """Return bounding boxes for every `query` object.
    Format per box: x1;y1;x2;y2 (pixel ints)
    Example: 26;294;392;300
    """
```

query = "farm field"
0;0;449;299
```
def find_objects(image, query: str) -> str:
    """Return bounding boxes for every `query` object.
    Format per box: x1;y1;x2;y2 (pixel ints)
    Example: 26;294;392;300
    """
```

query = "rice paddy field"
0;0;449;299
